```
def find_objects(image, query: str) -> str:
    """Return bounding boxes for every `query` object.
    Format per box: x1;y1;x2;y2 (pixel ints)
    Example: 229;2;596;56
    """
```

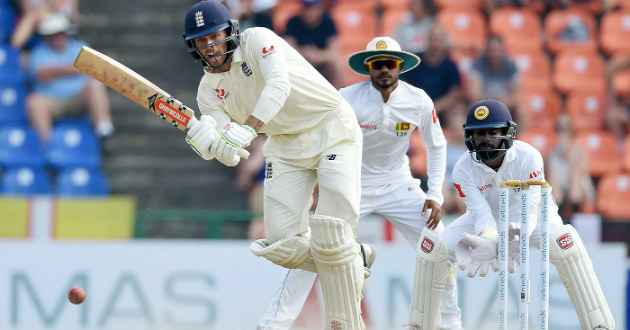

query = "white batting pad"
550;224;615;330
250;235;317;272
409;227;449;330
310;214;365;330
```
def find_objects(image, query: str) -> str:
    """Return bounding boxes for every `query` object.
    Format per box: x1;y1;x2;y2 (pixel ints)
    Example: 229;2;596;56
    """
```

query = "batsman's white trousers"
262;103;363;242
257;179;463;330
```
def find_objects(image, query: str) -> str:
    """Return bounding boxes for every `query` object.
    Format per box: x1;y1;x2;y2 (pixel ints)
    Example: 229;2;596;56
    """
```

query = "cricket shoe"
360;243;376;278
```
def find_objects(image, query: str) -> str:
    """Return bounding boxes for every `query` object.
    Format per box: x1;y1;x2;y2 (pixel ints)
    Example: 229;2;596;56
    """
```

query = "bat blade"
73;46;193;130
73;46;248;159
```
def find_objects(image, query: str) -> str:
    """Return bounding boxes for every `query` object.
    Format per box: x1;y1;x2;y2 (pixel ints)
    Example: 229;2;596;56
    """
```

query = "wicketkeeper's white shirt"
451;140;563;236
339;80;447;205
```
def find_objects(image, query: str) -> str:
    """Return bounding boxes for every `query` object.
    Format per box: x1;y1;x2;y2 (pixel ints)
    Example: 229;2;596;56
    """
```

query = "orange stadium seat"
596;172;630;221
599;9;630;56
331;4;378;50
518;128;557;157
380;8;408;37
608;0;630;10
434;0;483;10
570;0;604;15
490;7;543;54
271;1;302;35
379;0;411;11
565;91;608;133
341;49;369;86
544;8;598;55
520;87;561;131
333;0;378;11
509;49;552;90
409;130;427;177
436;7;487;53
552;49;606;95
573;130;622;178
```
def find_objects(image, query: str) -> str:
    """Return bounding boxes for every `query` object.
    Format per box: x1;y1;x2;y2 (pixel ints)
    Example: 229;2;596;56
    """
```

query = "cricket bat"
73;46;249;159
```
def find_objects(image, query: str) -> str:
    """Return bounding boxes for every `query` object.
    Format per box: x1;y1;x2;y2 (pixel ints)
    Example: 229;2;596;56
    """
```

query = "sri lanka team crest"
376;40;387;49
395;122;410;131
474;105;489;120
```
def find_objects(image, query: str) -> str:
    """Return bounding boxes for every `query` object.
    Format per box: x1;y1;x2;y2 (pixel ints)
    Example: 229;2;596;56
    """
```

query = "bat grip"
187;116;250;160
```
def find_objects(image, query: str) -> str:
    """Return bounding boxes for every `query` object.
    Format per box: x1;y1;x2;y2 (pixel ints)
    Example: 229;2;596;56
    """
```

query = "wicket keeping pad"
550;224;615;330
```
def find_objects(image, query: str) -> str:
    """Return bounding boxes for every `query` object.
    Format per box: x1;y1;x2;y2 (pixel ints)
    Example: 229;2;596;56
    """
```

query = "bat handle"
187;116;250;160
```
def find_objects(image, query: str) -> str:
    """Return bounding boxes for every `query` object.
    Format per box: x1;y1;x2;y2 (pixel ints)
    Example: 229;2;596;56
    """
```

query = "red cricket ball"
68;287;86;304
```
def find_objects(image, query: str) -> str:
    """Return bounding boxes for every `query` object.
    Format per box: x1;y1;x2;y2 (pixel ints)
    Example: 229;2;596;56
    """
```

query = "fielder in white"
257;37;463;330
182;1;368;328
445;99;615;330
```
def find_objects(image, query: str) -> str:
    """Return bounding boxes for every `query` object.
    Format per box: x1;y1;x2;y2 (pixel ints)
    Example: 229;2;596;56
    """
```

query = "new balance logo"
326;154;336;160
265;161;273;179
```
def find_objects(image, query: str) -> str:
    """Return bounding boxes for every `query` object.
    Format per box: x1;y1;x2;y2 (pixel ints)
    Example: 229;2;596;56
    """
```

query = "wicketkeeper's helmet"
463;99;518;161
182;1;240;70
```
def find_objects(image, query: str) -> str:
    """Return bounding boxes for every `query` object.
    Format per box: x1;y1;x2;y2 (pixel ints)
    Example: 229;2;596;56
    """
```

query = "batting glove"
186;115;219;160
507;222;521;273
210;137;241;167
219;122;257;149
456;232;499;278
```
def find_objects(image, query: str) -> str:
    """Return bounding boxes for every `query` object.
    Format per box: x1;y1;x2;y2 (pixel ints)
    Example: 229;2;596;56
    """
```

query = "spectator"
401;25;463;117
467;36;524;128
393;0;436;54
230;0;274;31
25;13;114;144
546;114;596;219
283;0;342;88
11;0;78;49
605;56;630;140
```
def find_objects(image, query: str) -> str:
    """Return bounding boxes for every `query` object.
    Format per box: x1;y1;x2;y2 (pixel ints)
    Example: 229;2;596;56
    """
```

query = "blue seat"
0;78;28;125
45;121;102;170
0;42;23;80
0;166;52;195
0;3;17;42
0;124;44;168
55;167;109;196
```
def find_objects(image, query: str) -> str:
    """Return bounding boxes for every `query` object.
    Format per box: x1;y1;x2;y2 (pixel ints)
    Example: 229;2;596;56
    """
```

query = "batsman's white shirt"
195;27;362;241
443;140;564;252
196;27;358;159
339;80;446;204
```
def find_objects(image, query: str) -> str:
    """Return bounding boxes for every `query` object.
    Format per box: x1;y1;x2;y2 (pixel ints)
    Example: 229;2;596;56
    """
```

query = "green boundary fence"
135;209;261;239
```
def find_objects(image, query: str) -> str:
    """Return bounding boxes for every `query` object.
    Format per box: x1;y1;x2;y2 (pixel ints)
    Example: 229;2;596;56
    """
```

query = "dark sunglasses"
365;58;403;70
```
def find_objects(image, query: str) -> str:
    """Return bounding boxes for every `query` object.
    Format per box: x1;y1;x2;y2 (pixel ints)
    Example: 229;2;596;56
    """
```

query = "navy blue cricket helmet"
463;99;518;161
183;1;240;70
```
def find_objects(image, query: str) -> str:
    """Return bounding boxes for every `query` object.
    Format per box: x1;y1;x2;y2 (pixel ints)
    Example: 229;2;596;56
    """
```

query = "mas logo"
474;105;489;120
395;122;410;131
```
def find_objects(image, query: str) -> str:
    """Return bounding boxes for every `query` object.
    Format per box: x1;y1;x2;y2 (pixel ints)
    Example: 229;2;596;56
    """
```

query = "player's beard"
206;53;226;69
372;75;397;89
475;142;501;162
